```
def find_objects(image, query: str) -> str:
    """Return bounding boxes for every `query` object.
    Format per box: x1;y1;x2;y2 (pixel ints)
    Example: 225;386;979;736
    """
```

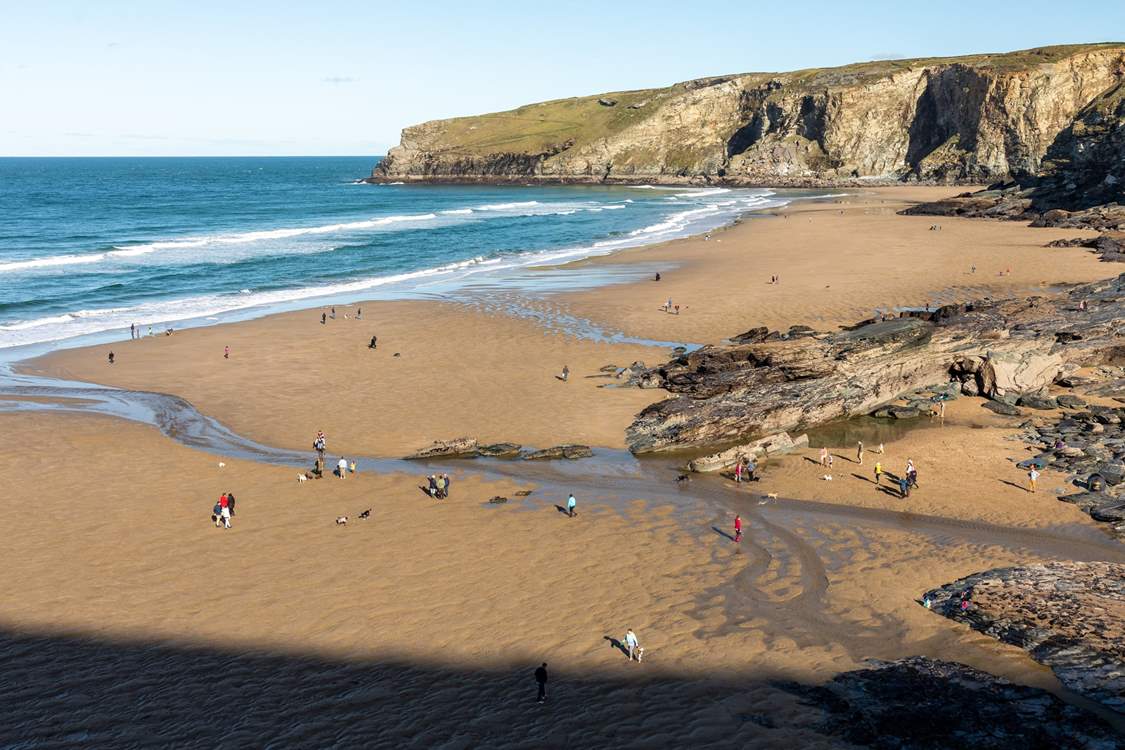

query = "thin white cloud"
322;76;357;84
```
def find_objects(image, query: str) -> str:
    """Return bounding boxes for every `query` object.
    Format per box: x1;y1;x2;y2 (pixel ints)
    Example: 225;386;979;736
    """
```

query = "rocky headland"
923;562;1125;715
625;273;1125;455
370;44;1125;187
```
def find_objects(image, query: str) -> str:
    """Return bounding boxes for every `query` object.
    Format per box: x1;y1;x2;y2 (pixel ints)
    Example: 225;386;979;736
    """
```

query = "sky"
2;1;1123;157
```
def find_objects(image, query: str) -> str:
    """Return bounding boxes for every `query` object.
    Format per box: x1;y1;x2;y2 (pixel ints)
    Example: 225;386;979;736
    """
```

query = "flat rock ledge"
403;438;592;461
784;656;1120;749
626;273;1125;453
922;562;1125;714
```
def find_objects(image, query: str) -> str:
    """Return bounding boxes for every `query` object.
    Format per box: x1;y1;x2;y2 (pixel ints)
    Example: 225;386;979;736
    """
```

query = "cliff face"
373;44;1125;186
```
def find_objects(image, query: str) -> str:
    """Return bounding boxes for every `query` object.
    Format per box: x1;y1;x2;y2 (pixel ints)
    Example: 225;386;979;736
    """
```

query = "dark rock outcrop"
521;444;593;461
626;274;1125;453
923;562;1125;713
404;437;480;460
785;656;1120;748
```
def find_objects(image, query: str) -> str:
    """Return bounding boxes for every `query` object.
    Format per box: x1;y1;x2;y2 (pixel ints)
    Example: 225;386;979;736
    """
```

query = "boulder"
1093;460;1125;485
1018;394;1059;410
487;496;509;504
597;98;617;107
521;444;593;460
982;401;1022;416
478;442;522;458
979;351;1064;399
688;432;809;472
1056;394;1088;408
404;437;479;460
961;379;980;396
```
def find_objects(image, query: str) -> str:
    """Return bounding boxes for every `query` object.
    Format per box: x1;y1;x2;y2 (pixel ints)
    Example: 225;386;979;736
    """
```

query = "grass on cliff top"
411;43;1125;158
417;86;671;156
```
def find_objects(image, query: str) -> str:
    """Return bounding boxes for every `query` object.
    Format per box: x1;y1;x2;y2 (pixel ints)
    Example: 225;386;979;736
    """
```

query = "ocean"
0;156;795;350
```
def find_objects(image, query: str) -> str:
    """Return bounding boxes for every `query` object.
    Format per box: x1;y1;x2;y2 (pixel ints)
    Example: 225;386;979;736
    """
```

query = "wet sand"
3;411;1118;746
558;186;1107;343
6;185;1124;744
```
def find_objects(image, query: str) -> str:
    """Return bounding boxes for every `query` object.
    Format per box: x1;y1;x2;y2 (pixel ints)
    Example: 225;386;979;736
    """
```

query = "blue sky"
2;1;1122;156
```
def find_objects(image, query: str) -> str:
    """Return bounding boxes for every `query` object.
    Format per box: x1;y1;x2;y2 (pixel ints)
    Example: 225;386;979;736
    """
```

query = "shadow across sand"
0;627;1117;748
712;526;736;541
1000;479;1030;493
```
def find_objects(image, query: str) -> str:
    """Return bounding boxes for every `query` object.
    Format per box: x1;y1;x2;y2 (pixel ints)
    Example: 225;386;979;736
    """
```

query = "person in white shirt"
337;457;348;479
1028;467;1039;493
624;628;640;662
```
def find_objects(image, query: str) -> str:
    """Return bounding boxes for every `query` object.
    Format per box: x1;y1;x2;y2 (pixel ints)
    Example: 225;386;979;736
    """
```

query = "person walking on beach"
874;461;883;487
1028;467;1039;493
906;459;917;488
819;447;829;467
734;514;743;543
938;400;945;421
226;491;236;516
428;475;438;498
534;662;548;703
898;476;910;499
566;493;577;518
337;457;348;479
321;312;326;325
734;460;743;484
624;629;640;661
856;441;864;465
369;335;378;349
108;351;115;365
560;365;569;382
442;473;451;498
224;345;230;359
130;323;135;340
314;431;326;457
218;493;231;528
330;307;336;320
356;308;362;320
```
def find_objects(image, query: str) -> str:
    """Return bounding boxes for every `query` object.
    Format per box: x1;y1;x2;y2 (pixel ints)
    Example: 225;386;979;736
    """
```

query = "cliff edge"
372;44;1125;186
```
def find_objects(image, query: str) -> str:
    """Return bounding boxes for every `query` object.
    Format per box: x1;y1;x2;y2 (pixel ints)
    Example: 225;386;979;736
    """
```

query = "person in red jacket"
734;514;743;543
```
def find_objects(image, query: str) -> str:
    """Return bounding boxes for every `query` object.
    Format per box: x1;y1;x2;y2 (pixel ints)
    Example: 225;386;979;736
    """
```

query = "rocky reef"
403;437;592;461
372;44;1125;187
785;656;1121;748
626;274;1125;453
923;562;1125;714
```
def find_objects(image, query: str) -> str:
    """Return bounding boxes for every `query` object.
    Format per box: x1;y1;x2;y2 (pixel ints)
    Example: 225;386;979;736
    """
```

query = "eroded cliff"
372;44;1125;186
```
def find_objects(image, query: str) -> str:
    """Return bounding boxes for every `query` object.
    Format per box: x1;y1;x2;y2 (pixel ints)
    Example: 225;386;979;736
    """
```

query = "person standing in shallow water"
566;493;576;517
534;663;548;703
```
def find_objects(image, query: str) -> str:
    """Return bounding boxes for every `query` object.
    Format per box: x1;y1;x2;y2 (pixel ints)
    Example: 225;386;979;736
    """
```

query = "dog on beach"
765;492;778;499
297;473;308;482
335;516;348;525
218;461;226;469
822;474;834;481
675;473;690;484
358;509;371;519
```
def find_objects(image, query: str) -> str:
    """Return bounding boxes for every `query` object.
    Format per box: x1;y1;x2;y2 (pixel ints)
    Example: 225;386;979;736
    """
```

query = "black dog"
358;509;372;519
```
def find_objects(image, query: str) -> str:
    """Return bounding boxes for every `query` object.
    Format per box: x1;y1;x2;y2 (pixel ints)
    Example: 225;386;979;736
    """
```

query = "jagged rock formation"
906;76;1125;228
626;274;1125;453
371;44;1125;187
784;656;1120;748
923;563;1125;714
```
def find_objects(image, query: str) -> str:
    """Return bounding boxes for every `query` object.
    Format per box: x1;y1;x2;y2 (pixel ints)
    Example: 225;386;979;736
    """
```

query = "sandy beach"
6;186;1124;745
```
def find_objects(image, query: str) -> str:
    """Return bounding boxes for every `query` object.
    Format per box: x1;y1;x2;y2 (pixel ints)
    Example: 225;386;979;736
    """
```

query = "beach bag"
213;503;222;515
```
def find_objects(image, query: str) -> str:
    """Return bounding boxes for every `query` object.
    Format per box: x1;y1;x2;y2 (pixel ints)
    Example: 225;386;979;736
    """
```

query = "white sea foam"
440;208;474;215
0;188;794;347
478;201;540;210
0;253;107;272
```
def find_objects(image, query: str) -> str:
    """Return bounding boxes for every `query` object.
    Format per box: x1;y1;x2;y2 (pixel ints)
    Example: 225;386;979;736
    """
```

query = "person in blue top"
566;493;577;517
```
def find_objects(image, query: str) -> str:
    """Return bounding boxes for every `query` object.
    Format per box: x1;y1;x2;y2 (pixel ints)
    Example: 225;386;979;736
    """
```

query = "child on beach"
734;514;742;542
874;461;882;486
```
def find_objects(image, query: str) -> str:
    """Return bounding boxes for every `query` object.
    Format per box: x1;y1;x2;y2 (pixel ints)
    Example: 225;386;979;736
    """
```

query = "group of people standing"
211;492;236;528
427;474;452;499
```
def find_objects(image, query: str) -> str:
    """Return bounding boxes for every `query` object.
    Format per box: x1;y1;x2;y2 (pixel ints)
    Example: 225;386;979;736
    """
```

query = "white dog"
765;492;778;499
335;516;348;525
297;473;308;483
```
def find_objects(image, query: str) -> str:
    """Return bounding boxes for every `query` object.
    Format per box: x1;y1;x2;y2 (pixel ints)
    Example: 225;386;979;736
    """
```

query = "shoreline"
3;185;1124;738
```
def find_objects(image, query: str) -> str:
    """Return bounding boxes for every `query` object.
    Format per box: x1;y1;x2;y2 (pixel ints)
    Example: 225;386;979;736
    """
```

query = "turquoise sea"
0;156;795;350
